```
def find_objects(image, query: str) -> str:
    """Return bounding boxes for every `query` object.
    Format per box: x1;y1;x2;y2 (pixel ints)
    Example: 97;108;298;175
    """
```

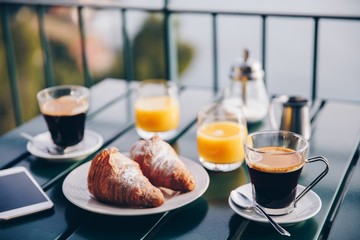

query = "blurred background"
0;0;359;135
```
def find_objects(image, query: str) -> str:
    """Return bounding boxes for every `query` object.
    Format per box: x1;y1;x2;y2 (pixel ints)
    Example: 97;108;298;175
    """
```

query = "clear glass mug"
197;102;248;172
37;85;90;147
244;130;329;215
134;79;180;141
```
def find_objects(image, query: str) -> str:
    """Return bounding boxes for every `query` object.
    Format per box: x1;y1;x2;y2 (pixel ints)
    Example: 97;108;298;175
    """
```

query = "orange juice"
135;96;180;132
197;121;247;164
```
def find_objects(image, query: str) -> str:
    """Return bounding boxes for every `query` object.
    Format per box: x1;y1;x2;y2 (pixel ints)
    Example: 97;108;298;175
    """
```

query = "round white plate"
62;156;210;216
228;183;321;225
27;129;103;162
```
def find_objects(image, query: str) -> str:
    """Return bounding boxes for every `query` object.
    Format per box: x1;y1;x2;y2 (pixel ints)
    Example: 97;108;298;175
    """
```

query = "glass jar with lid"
224;49;269;123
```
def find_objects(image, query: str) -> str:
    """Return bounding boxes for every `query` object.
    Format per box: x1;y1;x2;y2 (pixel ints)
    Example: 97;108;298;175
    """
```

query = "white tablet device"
0;166;54;220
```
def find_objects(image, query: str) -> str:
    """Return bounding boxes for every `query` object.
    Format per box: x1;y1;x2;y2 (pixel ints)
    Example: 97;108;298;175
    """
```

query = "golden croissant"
88;147;165;208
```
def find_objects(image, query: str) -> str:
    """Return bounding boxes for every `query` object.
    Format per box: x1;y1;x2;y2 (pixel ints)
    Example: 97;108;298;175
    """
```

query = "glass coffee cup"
37;85;90;148
244;130;329;215
134;79;180;141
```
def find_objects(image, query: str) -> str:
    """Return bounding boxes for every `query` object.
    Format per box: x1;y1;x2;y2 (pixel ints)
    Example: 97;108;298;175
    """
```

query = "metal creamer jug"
269;95;311;140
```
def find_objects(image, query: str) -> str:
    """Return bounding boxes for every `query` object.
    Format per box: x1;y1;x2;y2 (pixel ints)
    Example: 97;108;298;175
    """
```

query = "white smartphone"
0;166;54;221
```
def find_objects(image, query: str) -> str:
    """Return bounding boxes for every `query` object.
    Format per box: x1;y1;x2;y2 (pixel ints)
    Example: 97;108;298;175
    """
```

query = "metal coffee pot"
269;95;311;139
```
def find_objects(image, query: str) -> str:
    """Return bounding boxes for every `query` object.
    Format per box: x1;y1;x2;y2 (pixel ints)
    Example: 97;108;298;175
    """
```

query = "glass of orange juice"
134;79;180;140
197;102;248;171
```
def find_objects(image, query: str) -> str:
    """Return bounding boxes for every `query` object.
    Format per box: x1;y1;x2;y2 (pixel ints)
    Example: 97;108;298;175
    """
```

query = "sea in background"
97;0;360;102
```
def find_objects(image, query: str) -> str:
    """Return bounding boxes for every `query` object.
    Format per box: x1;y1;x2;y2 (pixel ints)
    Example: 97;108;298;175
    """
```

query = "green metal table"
0;79;359;239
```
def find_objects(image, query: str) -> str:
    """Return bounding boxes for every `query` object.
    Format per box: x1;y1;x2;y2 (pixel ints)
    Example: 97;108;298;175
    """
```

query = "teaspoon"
20;132;69;155
230;190;291;237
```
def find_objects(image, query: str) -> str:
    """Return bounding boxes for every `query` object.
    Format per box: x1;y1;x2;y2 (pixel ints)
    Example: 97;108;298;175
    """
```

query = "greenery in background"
133;14;193;80
0;6;194;135
0;7;44;132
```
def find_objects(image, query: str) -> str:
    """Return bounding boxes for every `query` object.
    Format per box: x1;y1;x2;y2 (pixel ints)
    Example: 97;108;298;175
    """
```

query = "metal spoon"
20;132;69;155
230;190;291;237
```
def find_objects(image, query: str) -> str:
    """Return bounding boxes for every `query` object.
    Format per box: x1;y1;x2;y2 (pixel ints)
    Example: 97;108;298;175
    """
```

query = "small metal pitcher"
269;95;311;139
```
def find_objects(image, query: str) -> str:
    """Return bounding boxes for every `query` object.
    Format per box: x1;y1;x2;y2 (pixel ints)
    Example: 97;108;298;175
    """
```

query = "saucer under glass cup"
134;79;180;141
197;102;248;172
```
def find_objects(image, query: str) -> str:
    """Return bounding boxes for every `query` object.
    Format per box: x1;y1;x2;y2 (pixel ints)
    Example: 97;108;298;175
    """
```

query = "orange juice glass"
197;102;247;171
135;80;180;140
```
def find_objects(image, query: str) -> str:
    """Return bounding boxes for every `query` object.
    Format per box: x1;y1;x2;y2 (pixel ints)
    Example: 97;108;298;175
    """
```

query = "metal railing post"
36;5;54;87
261;15;267;84
312;17;319;101
121;9;134;81
77;6;93;87
1;4;23;125
164;0;177;81
211;12;219;93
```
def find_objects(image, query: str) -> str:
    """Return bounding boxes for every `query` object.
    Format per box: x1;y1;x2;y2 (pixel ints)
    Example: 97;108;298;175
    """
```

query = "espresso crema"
40;96;88;116
248;146;304;173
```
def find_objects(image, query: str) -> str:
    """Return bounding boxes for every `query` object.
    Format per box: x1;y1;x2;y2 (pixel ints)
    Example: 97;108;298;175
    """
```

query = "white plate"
228;183;321;225
27;129;103;162
62;156;210;216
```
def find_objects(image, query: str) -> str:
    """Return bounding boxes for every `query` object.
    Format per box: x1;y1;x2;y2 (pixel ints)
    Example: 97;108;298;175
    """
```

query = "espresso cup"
37;85;90;147
244;130;329;215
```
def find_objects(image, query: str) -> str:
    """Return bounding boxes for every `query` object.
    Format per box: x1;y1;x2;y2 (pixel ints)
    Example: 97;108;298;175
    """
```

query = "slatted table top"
0;79;359;240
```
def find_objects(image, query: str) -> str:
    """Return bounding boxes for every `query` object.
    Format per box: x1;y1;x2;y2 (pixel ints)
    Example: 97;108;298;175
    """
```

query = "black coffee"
41;96;88;147
247;146;304;209
43;113;86;147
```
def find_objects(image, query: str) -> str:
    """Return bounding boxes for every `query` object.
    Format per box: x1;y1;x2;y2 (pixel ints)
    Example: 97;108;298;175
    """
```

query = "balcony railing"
1;0;360;128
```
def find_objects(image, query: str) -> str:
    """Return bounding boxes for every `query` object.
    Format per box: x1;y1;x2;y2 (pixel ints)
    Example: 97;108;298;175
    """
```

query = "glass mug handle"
295;156;329;205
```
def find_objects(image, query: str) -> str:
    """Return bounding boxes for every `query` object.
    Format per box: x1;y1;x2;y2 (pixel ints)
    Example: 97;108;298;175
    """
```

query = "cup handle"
295;156;329;205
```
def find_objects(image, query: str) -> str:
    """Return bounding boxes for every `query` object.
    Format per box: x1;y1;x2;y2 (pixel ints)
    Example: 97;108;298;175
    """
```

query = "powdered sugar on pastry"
130;135;196;192
109;149;140;185
149;142;174;175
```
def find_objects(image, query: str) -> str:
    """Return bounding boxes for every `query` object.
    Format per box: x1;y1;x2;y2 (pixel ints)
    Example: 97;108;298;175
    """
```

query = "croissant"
88;147;165;208
130;135;196;192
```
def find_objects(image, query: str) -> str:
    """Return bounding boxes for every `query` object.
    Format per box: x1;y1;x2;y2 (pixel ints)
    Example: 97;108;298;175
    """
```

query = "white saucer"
26;129;103;162
228;183;322;225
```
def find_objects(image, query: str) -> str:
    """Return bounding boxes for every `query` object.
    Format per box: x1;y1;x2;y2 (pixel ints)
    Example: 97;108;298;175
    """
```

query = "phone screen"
0;171;49;213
